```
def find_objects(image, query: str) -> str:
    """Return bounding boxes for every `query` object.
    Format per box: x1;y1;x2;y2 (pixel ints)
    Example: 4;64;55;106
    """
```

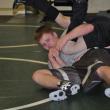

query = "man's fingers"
49;47;60;63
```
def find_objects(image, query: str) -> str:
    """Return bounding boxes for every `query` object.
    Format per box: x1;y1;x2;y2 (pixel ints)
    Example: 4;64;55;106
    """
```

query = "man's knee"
96;66;106;78
32;70;42;83
96;66;110;83
32;69;51;83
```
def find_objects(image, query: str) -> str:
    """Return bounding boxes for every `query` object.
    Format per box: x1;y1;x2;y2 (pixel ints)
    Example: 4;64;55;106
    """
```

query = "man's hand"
48;48;60;69
56;35;70;51
48;48;59;61
48;47;65;68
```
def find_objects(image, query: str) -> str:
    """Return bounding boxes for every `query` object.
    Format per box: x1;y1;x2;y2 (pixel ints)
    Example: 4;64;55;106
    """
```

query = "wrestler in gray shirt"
48;37;88;69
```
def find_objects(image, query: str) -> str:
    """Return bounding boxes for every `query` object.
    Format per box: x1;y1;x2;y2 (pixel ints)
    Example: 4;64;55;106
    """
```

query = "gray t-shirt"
48;38;88;69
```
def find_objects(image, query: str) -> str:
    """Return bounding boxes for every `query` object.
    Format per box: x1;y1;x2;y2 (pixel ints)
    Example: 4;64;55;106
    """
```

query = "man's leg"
32;67;81;101
96;66;110;98
31;0;88;29
67;0;88;32
74;48;110;93
49;67;81;101
32;0;59;21
32;69;60;89
93;65;110;98
31;0;70;28
97;66;110;85
79;61;104;93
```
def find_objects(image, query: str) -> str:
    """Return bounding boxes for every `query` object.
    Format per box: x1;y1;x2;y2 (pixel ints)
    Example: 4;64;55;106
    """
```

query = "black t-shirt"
83;15;110;48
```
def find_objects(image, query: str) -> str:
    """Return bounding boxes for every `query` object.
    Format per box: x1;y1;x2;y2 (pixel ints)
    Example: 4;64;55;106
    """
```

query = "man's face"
39;32;58;50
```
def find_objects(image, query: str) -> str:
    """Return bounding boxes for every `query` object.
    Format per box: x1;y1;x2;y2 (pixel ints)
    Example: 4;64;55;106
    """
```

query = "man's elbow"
86;24;94;33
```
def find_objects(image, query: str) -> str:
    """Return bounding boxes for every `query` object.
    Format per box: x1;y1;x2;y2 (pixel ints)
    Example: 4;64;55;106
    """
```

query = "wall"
0;0;14;15
88;0;110;13
52;0;110;13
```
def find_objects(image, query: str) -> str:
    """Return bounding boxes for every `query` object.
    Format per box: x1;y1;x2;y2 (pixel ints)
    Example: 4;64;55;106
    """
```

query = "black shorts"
73;48;110;79
83;16;110;48
67;1;88;32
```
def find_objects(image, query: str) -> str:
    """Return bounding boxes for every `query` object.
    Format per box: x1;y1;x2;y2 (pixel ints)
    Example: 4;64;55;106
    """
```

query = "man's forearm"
55;56;65;67
50;60;61;69
55;13;70;28
49;56;65;69
65;23;94;40
49;56;61;69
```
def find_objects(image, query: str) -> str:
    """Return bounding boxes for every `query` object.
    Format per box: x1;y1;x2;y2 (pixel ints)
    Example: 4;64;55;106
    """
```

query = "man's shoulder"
62;41;75;53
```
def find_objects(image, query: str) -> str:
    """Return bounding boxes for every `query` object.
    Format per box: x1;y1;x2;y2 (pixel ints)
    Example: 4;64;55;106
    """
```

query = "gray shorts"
49;66;81;85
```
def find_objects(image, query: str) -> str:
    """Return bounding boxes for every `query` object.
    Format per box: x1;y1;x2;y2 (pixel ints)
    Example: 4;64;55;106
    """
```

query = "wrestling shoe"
49;90;67;101
49;80;80;101
104;84;110;98
105;88;110;98
82;60;104;93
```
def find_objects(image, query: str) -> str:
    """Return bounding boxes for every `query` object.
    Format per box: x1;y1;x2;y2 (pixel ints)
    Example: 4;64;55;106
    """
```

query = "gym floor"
0;14;110;110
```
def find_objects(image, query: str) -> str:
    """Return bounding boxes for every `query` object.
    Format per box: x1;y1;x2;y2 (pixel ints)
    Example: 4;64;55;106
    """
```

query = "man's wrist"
66;35;72;41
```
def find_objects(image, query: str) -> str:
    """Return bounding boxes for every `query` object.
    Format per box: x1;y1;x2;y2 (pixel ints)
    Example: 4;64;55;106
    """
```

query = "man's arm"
55;13;70;28
56;23;94;51
49;56;65;69
65;23;94;40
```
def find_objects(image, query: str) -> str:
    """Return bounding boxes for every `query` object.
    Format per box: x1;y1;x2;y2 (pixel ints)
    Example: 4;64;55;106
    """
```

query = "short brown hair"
35;24;54;42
